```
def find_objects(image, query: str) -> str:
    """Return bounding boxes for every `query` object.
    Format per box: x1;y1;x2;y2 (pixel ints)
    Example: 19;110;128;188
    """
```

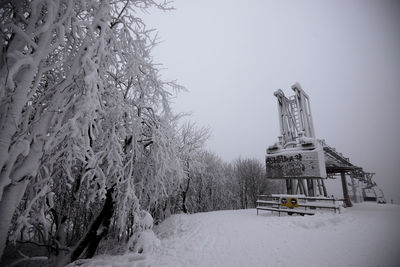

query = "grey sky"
143;0;400;202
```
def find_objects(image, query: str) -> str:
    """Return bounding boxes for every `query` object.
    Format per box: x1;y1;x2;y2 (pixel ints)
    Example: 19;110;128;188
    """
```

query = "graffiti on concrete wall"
266;149;326;178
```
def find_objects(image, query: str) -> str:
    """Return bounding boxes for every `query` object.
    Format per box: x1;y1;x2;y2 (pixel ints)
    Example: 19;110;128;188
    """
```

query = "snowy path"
148;203;400;267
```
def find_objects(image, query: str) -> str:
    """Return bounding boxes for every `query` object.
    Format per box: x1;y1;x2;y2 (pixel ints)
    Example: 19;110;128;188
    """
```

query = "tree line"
0;0;282;265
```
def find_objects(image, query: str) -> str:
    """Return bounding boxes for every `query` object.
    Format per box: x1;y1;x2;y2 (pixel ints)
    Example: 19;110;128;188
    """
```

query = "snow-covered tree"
177;122;209;213
0;0;182;261
234;158;272;208
184;151;245;213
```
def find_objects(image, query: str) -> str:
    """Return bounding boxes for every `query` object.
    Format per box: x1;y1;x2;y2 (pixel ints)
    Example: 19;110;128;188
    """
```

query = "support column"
306;179;315;197
292;179;298;194
341;172;352;207
320;179;328;197
350;177;358;203
317;179;323;196
299;179;307;196
297;179;305;195
286;179;292;194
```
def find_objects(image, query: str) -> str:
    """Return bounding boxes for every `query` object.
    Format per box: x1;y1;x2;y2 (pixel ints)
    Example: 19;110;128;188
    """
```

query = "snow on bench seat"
256;206;315;216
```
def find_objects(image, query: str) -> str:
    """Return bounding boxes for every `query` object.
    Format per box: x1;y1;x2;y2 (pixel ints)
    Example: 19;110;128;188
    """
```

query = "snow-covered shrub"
126;211;159;254
127;230;160;254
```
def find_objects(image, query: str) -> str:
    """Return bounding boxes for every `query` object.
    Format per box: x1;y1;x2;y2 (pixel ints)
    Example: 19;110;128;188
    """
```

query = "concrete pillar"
320;179;328;197
350;176;358;203
341;172;353;207
298;179;306;195
286;179;292;194
307;179;315;197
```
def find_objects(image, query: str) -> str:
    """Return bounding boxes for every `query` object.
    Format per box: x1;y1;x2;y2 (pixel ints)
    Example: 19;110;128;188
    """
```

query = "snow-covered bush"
126;211;159;254
128;230;160;255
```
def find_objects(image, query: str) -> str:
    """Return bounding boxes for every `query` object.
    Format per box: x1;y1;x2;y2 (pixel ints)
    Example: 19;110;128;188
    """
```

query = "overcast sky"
143;0;400;203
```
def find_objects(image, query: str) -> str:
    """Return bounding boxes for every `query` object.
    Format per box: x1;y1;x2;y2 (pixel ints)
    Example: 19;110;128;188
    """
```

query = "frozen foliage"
177;122;210;213
234;158;283;209
0;0;185;263
126;210;159;254
140;211;154;230
127;230;160;254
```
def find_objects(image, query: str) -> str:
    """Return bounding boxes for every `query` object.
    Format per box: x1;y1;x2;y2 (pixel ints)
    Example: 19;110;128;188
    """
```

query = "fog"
143;0;400;203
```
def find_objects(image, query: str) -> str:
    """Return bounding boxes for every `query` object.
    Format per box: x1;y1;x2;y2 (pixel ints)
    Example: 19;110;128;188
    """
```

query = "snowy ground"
148;203;400;267
69;203;400;267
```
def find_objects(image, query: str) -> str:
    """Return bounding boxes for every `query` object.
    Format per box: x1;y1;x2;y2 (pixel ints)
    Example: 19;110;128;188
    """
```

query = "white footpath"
148;203;400;267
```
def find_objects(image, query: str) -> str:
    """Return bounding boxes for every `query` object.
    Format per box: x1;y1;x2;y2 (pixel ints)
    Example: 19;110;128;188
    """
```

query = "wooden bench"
256;194;341;216
267;194;341;213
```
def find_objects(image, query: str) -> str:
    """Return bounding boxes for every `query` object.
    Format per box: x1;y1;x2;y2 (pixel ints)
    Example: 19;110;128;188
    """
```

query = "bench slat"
297;203;339;209
256;200;279;205
256;206;315;215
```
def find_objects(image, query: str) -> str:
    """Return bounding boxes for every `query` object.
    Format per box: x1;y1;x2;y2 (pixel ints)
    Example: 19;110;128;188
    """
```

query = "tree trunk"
57;185;116;266
0;180;30;259
181;178;190;214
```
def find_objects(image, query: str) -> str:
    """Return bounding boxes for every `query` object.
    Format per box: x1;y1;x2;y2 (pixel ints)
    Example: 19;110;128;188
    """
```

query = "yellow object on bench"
280;197;298;208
